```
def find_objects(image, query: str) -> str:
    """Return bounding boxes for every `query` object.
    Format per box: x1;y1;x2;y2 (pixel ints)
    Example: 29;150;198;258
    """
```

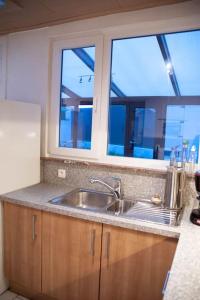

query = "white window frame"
48;23;200;170
48;34;103;159
97;26;200;169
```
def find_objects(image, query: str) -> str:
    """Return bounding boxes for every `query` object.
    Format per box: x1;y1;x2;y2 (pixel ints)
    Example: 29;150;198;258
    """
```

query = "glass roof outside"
61;46;95;98
165;30;200;96
60;30;200;99
111;36;175;97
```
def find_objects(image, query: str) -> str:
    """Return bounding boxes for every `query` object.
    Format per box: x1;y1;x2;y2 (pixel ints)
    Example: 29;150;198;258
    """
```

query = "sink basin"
49;188;116;212
49;188;182;226
49;189;181;225
106;199;135;215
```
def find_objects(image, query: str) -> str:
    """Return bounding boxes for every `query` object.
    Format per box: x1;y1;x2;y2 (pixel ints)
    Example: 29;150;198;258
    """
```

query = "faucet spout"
89;177;122;199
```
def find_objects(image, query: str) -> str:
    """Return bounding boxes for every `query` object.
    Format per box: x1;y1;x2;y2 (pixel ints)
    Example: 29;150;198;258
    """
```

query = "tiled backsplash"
42;159;167;200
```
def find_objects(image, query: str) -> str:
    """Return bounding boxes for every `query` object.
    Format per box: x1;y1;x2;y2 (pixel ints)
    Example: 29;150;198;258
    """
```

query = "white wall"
6;28;49;154
2;1;200;156
0;35;7;100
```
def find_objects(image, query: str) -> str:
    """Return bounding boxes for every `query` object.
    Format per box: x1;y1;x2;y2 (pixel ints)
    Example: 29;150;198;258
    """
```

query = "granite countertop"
163;198;200;300
0;182;199;299
0;183;180;238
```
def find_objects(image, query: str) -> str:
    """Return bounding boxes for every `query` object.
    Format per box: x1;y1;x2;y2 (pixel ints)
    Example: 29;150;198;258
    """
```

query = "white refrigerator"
0;100;41;293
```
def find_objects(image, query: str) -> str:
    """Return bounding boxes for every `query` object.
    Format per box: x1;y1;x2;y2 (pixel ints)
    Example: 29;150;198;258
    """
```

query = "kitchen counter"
164;198;200;300
0;183;180;238
0;182;199;299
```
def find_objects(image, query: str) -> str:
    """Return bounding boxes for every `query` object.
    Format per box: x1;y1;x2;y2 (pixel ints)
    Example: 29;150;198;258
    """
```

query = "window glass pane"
111;36;174;97
108;105;126;156
165;31;200;96
164;105;200;162
107;30;200;162
59;46;95;149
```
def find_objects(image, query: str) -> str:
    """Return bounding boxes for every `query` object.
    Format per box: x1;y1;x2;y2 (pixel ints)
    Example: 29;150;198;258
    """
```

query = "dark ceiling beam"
61;95;200;107
156;35;181;96
72;48;126;97
61;84;81;98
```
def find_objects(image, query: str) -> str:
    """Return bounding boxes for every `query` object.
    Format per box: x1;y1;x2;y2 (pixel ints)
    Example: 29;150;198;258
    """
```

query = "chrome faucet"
89;177;122;199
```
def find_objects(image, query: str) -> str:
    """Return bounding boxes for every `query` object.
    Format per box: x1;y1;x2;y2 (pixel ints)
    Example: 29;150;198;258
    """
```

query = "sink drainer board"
123;201;182;226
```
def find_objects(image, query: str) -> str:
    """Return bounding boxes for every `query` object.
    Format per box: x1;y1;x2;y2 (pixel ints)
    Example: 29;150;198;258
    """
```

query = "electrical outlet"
58;169;66;178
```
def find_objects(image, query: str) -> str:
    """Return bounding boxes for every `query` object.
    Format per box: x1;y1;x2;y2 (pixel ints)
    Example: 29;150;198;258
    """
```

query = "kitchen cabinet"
4;203;177;300
100;224;177;300
4;202;42;298
42;212;102;300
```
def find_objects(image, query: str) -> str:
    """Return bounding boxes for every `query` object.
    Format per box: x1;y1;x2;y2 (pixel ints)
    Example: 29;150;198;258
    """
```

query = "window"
49;36;103;158
107;30;200;162
59;46;95;150
49;29;200;167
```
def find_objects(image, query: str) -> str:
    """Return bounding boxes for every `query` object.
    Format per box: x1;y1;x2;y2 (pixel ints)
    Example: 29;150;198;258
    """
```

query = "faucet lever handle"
111;177;122;199
112;176;121;181
111;176;121;188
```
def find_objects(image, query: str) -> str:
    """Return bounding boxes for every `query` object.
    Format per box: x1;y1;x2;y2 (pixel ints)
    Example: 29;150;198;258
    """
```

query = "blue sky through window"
111;36;175;97
165;30;200;96
61;46;95;98
107;30;200;160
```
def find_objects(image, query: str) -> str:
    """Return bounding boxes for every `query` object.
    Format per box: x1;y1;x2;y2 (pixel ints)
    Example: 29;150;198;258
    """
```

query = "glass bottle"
188;145;196;173
170;147;177;167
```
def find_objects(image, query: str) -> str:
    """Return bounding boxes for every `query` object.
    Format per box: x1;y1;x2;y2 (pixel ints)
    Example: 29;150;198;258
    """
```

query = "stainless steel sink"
49;188;116;212
106;199;135;215
48;188;182;226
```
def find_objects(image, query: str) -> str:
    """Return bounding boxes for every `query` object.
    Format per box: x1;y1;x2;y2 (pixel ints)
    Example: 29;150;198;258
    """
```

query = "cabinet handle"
32;215;37;241
104;232;110;268
162;270;170;295
90;229;96;258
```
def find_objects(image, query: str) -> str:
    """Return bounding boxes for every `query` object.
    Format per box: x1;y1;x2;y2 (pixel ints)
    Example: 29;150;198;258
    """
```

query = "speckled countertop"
163;197;200;300
0;182;199;300
0;183;180;238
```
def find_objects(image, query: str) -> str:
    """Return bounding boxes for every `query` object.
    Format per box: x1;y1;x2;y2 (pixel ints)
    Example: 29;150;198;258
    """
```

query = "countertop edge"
0;194;180;239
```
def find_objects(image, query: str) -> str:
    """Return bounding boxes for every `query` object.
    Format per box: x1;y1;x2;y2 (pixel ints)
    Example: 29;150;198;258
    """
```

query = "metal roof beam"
72;48;126;97
61;84;81;98
156;35;181;96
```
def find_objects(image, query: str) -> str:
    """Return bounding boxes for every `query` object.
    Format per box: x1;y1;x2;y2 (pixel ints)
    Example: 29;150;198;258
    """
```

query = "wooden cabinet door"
100;225;177;300
42;212;102;300
4;202;42;298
